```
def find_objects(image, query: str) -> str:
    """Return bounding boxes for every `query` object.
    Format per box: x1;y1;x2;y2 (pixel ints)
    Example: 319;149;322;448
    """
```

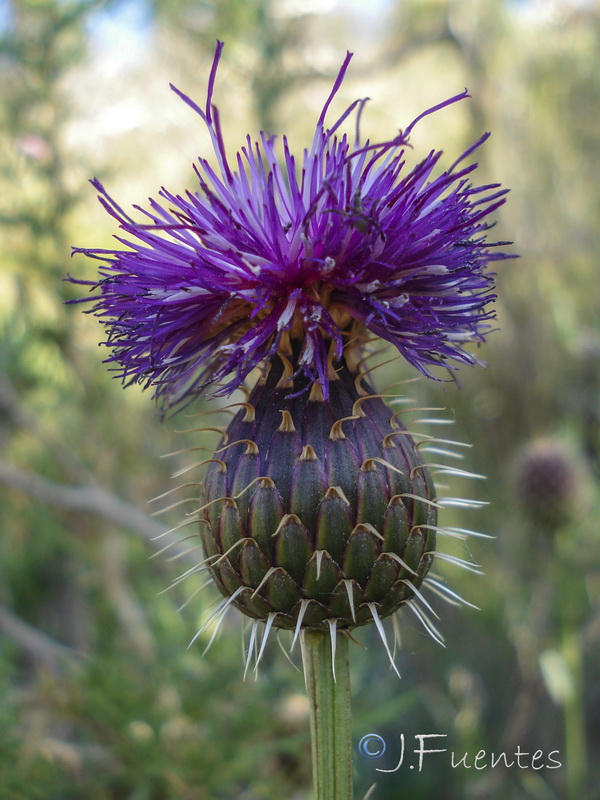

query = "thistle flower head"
72;41;511;411
72;43;512;665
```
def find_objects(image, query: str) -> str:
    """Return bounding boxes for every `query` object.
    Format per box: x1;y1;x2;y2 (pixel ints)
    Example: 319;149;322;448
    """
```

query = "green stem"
562;633;586;800
302;629;353;800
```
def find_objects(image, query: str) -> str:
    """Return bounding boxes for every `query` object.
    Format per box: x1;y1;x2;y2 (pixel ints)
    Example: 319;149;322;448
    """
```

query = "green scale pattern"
200;353;437;631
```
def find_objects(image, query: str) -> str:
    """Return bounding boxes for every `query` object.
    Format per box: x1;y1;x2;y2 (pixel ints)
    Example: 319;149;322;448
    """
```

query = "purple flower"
72;41;511;410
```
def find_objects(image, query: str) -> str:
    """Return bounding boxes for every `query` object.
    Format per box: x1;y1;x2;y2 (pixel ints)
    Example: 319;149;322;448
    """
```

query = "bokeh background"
1;0;600;798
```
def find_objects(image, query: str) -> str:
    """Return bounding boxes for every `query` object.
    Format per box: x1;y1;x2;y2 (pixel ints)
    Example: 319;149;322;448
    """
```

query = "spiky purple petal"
71;42;512;410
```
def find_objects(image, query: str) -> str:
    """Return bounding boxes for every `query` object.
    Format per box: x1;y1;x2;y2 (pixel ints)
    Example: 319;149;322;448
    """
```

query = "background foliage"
1;0;599;798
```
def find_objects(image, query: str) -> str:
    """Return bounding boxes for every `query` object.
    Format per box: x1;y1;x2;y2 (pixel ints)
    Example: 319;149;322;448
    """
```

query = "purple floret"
71;41;512;410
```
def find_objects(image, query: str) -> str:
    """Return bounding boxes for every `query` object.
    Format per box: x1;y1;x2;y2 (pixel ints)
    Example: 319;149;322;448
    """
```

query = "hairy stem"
302;629;353;800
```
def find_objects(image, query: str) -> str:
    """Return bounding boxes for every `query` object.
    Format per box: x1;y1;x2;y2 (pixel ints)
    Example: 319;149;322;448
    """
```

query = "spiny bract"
200;344;437;640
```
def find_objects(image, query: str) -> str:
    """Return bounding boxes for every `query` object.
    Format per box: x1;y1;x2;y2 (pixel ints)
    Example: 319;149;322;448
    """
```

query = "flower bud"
200;351;437;634
516;438;582;533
